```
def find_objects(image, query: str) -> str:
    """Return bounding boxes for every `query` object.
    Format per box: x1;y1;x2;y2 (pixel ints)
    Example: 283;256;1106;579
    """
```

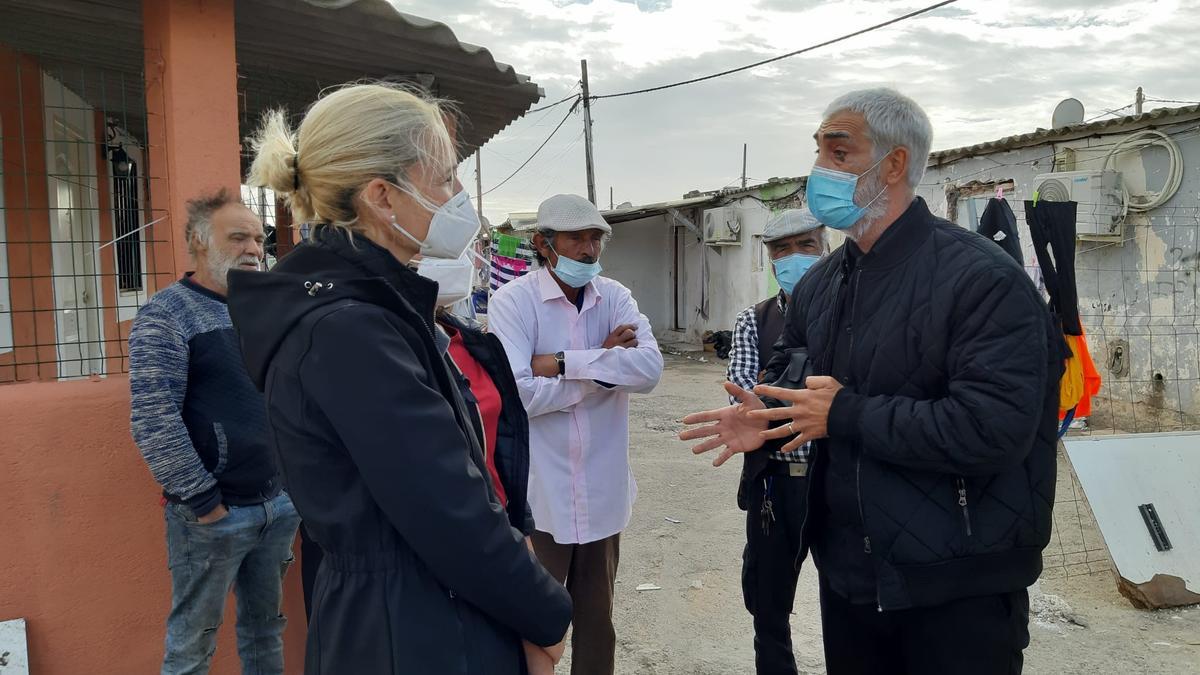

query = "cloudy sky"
392;0;1200;225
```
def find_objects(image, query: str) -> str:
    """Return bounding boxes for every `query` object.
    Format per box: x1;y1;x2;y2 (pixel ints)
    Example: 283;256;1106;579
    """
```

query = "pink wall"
0;377;307;674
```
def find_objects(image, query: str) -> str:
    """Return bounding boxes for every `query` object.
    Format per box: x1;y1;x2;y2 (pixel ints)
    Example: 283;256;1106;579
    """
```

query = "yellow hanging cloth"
1059;333;1086;415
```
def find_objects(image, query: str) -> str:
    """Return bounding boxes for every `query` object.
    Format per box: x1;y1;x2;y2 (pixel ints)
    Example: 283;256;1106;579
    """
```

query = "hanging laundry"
1060;329;1102;420
1025;199;1088;418
978;197;1024;265
489;235;538;292
1024;200;1082;335
1059;337;1086;416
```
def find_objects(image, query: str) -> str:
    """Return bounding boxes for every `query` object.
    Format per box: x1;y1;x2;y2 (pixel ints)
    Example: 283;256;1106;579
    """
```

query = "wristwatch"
555;351;566;376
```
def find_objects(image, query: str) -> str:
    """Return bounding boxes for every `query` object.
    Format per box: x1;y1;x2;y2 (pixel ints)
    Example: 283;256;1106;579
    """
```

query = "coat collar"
845;196;936;271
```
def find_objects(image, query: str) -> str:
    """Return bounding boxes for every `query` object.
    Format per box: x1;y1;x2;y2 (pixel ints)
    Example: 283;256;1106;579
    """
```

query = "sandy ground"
555;354;1200;674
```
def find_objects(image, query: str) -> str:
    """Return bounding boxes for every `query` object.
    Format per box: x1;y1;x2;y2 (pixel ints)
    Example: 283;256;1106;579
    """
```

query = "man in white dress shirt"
488;194;664;675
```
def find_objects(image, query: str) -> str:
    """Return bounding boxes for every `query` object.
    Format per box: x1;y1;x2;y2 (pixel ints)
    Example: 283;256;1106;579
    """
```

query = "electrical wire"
481;101;579;197
1143;96;1200;105
524;92;582;115
1102;129;1185;213
1082;104;1134;124
589;0;959;101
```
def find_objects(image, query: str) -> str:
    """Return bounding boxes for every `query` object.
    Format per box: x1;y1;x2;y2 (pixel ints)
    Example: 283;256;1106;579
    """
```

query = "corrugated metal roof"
928;104;1200;165
239;0;544;156
0;0;542;156
602;195;717;224
600;176;806;225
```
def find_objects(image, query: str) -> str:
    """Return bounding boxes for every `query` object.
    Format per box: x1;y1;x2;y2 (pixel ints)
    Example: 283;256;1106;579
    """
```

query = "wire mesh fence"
0;41;329;382
0;49;174;382
928;138;1200;580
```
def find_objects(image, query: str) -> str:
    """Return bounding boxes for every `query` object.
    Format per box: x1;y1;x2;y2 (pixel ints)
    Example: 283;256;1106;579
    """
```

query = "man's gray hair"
184;188;241;255
823;88;933;189
534;227;557;264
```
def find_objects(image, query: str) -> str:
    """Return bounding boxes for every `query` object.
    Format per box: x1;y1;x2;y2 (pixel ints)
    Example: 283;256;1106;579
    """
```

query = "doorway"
44;73;103;378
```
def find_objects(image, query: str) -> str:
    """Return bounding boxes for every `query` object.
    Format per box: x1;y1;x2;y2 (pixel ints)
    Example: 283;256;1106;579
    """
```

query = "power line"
1083;104;1134;124
525;92;582;115
590;0;959;101
1143;96;1200;105
482;101;580;197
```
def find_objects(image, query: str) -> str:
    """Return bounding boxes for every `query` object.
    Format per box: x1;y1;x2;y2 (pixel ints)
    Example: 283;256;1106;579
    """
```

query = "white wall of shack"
606;197;786;344
602;215;673;336
918;117;1200;420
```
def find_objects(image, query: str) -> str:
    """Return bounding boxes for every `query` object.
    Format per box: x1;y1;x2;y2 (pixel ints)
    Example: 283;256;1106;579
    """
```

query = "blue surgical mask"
805;154;889;230
549;244;602;289
772;253;820;295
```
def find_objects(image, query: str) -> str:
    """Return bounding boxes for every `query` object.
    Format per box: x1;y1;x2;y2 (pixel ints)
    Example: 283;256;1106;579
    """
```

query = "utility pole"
474;149;483;219
1135;86;1144;115
741;143;748;189
580;59;597;205
610;186;614;210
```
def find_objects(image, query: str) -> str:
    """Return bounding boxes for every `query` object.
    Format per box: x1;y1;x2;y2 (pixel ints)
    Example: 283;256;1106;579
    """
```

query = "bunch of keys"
759;477;776;536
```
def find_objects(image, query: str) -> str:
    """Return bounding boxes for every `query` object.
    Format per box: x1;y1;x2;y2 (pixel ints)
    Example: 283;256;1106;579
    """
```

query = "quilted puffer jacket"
764;197;1061;611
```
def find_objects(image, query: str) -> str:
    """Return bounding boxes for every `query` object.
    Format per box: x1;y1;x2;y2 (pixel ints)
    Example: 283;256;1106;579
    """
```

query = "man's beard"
208;250;260;290
844;167;891;242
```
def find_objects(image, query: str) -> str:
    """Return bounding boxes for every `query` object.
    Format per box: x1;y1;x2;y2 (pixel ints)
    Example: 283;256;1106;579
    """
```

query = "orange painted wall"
142;0;242;288
0;377;308;674
0;46;56;382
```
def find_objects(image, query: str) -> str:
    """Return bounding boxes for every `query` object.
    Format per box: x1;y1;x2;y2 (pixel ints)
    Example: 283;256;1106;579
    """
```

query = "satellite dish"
1052;98;1086;128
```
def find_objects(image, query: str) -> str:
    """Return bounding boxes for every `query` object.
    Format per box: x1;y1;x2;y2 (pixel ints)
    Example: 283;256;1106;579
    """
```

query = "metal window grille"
0;49;173;383
108;142;142;292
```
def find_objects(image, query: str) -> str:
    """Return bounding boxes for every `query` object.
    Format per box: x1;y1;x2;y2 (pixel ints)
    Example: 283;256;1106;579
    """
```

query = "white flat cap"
763;207;822;243
537;194;613;234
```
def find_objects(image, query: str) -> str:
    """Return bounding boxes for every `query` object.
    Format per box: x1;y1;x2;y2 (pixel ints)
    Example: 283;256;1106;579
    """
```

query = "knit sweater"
128;275;280;516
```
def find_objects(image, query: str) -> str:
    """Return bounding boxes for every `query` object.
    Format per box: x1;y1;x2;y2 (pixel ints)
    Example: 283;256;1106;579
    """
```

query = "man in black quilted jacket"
681;88;1060;675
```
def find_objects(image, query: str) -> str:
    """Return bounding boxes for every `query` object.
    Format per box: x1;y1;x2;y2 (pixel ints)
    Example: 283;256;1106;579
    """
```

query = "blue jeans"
162;492;302;675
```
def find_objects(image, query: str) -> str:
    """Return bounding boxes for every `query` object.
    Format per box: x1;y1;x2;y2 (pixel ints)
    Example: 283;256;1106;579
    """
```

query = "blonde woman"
227;83;571;674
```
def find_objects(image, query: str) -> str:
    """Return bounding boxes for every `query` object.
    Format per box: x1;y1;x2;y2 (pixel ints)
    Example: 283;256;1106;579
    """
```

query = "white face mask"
417;249;477;308
391;188;481;260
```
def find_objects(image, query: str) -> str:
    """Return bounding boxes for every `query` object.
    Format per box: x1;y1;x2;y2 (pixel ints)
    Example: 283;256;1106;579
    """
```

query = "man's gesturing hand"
602;323;638;349
747;376;842;453
678;382;769;467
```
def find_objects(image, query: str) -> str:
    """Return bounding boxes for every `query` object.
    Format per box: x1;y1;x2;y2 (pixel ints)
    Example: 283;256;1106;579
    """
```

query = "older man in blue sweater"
129;189;300;675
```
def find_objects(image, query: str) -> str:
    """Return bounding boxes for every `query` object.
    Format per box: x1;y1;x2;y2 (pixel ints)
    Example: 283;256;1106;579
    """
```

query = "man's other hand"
749;376;843;453
679;382;768;467
531;355;559;378
602;323;638;349
197;503;229;524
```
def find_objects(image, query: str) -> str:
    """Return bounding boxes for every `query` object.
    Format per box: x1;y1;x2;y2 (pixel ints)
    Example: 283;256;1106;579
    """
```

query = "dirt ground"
555;354;1200;674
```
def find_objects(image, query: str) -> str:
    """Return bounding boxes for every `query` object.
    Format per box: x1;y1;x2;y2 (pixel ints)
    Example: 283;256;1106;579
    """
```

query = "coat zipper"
957;477;973;537
847;268;882;613
792;257;849;566
848;269;871;557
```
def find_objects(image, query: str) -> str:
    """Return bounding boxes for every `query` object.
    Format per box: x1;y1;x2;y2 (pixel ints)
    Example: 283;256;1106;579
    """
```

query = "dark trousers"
742;470;809;675
819;577;1030;675
299;524;322;621
530;530;620;675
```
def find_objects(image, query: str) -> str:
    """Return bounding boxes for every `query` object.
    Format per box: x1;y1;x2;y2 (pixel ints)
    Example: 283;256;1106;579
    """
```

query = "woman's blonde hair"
247;82;458;231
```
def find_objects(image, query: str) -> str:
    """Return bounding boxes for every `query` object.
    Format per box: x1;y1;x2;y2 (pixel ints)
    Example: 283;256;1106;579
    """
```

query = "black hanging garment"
978;198;1024;265
1024;200;1082;335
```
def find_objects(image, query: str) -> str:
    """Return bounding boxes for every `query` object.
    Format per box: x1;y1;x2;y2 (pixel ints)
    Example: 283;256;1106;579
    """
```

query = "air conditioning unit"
1032;170;1125;240
702;207;741;245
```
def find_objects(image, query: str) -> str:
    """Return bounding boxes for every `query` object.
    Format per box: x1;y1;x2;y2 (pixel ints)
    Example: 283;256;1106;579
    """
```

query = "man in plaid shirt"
727;208;827;675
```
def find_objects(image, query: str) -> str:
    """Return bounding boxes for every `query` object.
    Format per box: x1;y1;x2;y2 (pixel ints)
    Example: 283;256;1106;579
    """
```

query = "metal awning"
0;0;543;157
602;195;716;225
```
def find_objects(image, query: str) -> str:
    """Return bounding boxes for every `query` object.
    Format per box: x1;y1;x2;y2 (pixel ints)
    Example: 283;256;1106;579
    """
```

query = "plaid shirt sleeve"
726;307;759;404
